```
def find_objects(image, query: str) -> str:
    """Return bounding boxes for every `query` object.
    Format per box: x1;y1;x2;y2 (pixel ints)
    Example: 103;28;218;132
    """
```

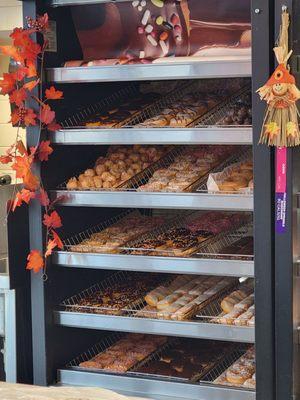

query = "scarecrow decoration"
257;9;300;146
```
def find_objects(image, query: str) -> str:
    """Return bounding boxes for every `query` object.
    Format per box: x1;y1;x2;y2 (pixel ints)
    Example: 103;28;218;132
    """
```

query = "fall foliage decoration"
0;13;64;274
257;10;300;146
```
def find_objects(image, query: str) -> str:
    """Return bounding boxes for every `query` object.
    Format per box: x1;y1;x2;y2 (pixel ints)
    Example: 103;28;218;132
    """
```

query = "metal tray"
46;56;252;83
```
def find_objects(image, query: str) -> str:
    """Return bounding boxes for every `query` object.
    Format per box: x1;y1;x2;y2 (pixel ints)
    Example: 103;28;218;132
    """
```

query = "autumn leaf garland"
0;13;64;274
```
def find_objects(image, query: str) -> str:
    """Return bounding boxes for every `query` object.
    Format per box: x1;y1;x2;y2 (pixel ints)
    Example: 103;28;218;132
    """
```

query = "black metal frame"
274;2;300;400
22;1;279;399
252;1;275;399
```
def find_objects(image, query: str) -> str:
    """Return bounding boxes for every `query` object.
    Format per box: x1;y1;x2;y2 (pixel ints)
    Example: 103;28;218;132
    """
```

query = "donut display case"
24;1;299;400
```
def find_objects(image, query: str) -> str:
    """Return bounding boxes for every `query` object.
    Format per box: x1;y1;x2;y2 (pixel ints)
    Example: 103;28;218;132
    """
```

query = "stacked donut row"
66;145;170;190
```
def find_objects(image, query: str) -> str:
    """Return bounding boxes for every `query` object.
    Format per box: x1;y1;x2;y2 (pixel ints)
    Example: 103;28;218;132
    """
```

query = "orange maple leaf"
12;189;36;211
0;155;13;164
11;155;32;179
45;86;63;100
38;140;53;161
20;39;41;63
0;45;24;64
23;170;39;191
11;108;37;127
26;250;44;273
43;211;62;229
45;239;57;257
26;63;37;78
38;141;53;162
24;108;37;126
52;230;63;249
10;28;33;47
13;67;28;81
0;73;16;95
23;79;39;92
16;140;27;156
37;188;50;206
47;121;62;132
40;104;55;125
9;88;27;107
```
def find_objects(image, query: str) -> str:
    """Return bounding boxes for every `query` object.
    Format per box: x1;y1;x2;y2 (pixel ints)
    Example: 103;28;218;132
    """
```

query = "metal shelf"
52;252;254;277
57;369;255;400
54;311;254;342
50;190;253;211
46;57;251;83
51;127;252;145
50;0;131;5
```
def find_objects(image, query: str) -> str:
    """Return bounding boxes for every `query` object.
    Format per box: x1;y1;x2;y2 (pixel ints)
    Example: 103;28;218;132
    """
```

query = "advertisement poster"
69;0;251;66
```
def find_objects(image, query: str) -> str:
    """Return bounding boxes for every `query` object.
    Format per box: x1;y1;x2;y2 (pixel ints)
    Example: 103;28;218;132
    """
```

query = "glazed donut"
102;181;112;189
93;176;103;188
142;162;150;169
66;178;78;190
80;177;94;189
104;160;114;169
95;164;106;176
131;163;142;171
84;169;95;177
127;168;135;177
110;169;121;179
95;156;105;166
129;153;140;162
78;173;86;182
101;172;117;185
140;154;148;162
116;160;126;169
121;172;131;182
112;152;126;160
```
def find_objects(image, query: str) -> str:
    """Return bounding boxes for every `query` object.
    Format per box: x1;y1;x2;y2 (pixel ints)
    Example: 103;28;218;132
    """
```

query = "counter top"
0;382;149;400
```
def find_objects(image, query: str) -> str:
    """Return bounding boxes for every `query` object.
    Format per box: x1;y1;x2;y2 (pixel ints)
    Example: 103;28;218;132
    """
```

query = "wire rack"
66;332;171;375
127;81;249;129
200;344;252;383
131;339;239;383
60;271;169;315
209;346;256;389
57;145;174;192
123;145;249;193
195;222;253;260
60;80;192;129
65;333;254;389
57;144;251;193
127;277;237;321
123;211;252;258
61;85;140;129
196;146;252;193
196;281;255;326
63;209;138;251
194;86;251;128
66;332;125;369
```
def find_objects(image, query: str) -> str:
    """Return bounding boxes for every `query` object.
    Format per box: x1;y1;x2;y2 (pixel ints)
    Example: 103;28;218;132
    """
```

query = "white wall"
0;0;24;182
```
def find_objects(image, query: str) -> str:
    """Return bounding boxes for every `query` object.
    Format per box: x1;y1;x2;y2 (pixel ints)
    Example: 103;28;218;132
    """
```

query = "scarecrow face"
272;82;288;96
266;64;295;97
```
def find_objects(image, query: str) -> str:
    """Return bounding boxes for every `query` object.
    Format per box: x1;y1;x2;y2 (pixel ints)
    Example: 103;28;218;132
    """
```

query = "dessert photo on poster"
65;0;251;67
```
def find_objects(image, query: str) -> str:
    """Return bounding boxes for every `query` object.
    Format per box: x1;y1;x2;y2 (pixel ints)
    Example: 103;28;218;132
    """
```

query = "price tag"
275;147;287;234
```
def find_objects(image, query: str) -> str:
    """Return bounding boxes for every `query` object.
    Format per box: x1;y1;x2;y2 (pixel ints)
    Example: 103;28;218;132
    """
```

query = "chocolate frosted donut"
71;0;251;63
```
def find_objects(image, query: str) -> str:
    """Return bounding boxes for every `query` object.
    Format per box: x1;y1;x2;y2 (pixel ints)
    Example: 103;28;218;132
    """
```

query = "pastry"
79;334;167;373
66;145;170;191
139;275;236;321
214;347;255;388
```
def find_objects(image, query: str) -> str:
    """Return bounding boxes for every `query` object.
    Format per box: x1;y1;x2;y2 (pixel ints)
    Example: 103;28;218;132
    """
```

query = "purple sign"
275;147;287;234
275;192;287;233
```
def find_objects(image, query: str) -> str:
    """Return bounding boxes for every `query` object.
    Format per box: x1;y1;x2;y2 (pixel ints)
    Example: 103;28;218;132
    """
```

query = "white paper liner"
207;160;253;194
